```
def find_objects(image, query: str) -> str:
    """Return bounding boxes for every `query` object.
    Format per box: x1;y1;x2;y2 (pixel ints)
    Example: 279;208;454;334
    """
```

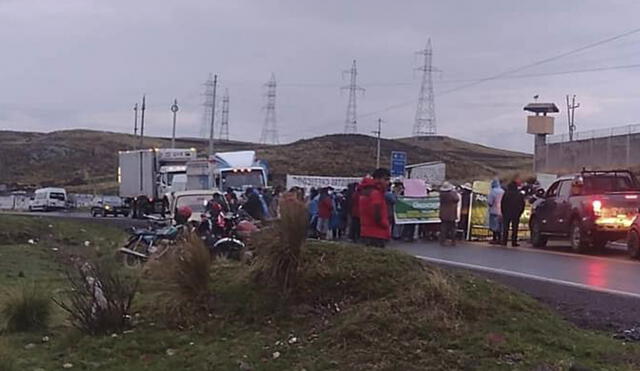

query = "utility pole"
133;103;138;149
566;94;579;141
170;99;179;148
260;74;279;144
219;89;230;141
139;95;146;148
372;118;383;168
413;38;437;136
342;60;365;134
208;75;218;157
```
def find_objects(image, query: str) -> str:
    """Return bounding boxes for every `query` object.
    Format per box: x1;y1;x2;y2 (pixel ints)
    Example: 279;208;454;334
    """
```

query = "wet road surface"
394;240;640;298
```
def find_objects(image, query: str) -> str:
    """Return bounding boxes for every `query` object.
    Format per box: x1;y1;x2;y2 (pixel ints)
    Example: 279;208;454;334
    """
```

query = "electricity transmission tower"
260;74;279;144
566;94;580;141
200;74;217;139
342;60;365;134
413;38;437;136
219;89;230;141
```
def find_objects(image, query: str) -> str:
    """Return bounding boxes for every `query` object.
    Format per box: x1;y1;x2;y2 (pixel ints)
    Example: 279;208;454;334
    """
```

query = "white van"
29;187;68;211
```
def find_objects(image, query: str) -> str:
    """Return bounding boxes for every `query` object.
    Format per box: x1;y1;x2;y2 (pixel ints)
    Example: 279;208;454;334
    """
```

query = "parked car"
29;187;68;211
530;170;640;252
167;189;227;223
91;195;131;217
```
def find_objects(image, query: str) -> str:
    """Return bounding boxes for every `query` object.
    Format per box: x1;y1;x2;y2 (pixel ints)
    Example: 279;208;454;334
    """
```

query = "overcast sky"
1;0;640;153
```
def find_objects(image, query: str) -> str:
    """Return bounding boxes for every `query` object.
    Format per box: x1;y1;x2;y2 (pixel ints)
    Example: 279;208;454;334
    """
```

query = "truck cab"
530;170;640;252
213;151;268;191
185;151;269;192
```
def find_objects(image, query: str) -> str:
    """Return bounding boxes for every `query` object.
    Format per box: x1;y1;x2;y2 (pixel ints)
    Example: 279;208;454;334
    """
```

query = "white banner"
406;161;446;185
286;174;361;191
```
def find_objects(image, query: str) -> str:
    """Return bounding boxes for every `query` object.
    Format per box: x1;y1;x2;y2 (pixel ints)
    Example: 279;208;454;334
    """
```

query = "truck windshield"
221;170;264;189
584;175;639;193
166;172;185;186
49;192;66;201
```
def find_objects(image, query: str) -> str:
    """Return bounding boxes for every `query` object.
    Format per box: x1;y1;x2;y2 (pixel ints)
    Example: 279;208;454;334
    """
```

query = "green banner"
394;196;440;224
468;180;531;240
469;187;490;239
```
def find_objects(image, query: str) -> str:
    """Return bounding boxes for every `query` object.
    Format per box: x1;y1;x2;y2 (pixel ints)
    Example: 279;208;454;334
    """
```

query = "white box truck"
118;148;196;217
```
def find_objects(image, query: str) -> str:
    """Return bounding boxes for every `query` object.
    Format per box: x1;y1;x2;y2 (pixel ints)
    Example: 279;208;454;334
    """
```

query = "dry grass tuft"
150;232;213;326
2;283;52;333
252;195;308;294
54;259;138;335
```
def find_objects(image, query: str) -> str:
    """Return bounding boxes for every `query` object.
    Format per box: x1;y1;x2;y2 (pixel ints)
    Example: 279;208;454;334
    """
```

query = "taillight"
592;200;602;215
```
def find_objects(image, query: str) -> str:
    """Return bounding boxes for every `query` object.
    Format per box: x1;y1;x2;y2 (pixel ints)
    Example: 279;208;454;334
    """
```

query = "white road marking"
465;241;640;266
415;254;640;300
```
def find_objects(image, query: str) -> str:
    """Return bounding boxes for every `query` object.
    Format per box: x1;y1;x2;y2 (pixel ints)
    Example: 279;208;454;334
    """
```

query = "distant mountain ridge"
0;129;532;192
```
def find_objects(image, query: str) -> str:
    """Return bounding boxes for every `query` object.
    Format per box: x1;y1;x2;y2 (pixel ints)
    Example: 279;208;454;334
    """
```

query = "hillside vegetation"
0;215;638;370
0;129;532;192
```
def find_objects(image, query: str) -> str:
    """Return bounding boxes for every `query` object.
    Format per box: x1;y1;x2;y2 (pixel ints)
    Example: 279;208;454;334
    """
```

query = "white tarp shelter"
286;174;361;192
405;161;446;185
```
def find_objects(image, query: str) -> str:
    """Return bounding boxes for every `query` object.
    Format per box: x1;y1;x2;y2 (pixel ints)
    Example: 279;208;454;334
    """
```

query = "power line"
359;63;640;118
439;26;640;95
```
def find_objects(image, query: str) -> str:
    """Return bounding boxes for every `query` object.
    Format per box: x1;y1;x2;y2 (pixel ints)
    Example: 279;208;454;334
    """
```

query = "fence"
547;123;640;144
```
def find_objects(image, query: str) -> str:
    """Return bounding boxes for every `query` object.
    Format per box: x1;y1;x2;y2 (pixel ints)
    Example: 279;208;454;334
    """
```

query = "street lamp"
170;99;179;148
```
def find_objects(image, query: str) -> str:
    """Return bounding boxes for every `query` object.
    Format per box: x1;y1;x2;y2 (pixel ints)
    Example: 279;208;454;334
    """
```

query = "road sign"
390;151;407;177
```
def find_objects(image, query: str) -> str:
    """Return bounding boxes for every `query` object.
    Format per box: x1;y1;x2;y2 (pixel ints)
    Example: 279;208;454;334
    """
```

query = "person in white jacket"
487;178;505;244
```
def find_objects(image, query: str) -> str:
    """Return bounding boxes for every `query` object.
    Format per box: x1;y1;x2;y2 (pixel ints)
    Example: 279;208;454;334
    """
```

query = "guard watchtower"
525;102;559;172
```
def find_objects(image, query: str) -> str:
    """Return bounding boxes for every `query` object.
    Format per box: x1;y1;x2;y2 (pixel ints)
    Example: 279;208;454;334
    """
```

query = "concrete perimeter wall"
536;131;640;174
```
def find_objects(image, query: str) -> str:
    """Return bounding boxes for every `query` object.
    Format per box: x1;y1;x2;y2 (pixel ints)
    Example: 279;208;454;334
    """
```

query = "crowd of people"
289;167;466;248
199;170;534;249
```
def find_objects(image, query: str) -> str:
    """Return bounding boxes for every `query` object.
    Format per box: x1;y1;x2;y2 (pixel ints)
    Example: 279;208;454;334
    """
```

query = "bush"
2;283;52;332
252;195;308;294
54;259;138;335
150;233;213;326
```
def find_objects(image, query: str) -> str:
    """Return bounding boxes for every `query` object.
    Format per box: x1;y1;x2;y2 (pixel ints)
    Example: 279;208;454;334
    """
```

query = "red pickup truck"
530;170;640;253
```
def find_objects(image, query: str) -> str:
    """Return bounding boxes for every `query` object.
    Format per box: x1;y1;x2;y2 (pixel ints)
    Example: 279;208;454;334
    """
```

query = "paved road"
0;210;146;228
394;240;640;298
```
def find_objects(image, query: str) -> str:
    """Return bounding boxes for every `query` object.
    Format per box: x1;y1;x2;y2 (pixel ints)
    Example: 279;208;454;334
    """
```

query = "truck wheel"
570;220;589;253
530;218;548;248
628;230;640;259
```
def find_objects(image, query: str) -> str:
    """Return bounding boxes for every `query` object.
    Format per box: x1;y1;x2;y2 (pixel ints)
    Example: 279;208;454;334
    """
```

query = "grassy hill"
1;215;638;370
0;130;532;192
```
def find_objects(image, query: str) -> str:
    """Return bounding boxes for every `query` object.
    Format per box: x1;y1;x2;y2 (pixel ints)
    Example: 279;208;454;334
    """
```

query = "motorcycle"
119;223;185;268
197;209;257;260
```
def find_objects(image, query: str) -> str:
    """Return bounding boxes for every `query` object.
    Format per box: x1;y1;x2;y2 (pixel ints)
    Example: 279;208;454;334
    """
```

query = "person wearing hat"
439;181;460;246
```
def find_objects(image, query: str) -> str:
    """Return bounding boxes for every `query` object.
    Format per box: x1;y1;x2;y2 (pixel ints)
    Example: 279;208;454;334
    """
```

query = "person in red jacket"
359;168;391;247
316;187;333;240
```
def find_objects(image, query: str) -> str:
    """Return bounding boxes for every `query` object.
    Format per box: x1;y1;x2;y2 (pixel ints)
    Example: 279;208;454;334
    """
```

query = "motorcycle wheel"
213;240;245;260
122;238;148;268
